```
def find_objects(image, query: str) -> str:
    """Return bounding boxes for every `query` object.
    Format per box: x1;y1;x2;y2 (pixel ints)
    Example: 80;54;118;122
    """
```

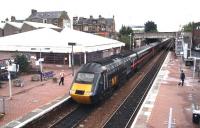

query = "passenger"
179;70;185;86
59;70;65;85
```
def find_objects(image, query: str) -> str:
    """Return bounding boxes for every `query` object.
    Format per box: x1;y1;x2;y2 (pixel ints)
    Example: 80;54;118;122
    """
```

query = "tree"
144;21;158;32
14;53;30;73
144;21;159;44
182;22;194;32
118;25;133;50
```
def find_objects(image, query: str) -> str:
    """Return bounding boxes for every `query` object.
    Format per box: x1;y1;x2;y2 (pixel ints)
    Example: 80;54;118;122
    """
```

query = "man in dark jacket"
180;70;185;86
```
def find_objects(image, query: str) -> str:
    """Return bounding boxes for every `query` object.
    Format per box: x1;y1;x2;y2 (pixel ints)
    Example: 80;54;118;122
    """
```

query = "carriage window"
75;73;94;83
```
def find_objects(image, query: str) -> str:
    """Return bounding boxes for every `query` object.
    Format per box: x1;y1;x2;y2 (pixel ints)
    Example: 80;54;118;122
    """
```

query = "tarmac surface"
0;64;75;127
132;52;200;128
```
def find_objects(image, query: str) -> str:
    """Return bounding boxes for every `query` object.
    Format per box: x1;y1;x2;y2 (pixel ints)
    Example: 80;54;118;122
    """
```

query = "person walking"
180;70;185;86
59;70;65;85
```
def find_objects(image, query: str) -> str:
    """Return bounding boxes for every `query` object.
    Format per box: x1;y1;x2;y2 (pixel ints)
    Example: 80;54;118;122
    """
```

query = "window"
31;48;36;50
83;26;88;31
44;48;50;50
75;73;94;83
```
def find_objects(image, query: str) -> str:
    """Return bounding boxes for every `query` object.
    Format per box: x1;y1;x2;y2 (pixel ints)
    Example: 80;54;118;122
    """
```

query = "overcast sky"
0;0;200;32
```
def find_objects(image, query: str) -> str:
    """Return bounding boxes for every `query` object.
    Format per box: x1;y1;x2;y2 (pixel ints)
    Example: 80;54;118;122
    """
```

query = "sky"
0;0;200;32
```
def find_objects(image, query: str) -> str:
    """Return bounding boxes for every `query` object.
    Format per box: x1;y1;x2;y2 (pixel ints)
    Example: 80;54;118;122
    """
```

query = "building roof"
75;16;114;26
61;28;124;52
28;11;67;19
0;28;67;53
0;23;5;29
6;22;23;29
0;28;124;53
23;21;61;29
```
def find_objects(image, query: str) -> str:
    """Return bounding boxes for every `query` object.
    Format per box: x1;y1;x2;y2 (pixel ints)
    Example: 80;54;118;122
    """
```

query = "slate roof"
6;22;23;29
27;11;69;19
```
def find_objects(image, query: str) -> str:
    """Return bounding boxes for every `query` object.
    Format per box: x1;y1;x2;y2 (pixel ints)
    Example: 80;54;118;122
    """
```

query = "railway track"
101;42;172;128
23;98;79;128
103;47;169;128
25;40;173;128
51;105;94;128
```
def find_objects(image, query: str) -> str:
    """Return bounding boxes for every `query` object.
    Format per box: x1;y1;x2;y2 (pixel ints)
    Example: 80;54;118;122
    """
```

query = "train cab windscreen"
75;73;94;84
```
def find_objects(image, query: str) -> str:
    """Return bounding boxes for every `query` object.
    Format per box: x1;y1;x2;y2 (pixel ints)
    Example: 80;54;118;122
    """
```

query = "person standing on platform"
59;70;65;85
180;70;185;86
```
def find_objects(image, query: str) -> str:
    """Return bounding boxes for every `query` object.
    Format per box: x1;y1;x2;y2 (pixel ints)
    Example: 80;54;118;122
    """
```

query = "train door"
104;72;109;90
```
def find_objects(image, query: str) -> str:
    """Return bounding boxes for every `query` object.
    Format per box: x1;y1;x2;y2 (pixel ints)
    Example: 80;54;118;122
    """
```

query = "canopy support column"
84;52;87;64
193;57;196;78
69;53;72;68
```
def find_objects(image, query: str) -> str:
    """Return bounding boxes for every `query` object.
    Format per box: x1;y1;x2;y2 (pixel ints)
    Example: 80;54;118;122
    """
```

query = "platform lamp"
68;42;76;76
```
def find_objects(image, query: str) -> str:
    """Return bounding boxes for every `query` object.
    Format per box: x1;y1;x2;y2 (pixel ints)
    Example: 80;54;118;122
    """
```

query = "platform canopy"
0;28;124;53
61;28;125;52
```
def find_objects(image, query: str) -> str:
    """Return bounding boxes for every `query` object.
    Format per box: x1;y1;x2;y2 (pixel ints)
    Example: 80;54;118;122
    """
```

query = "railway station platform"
132;51;200;128
0;65;75;128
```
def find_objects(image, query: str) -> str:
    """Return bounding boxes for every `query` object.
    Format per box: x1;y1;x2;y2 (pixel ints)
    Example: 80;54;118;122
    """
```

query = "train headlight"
84;91;93;95
69;90;75;94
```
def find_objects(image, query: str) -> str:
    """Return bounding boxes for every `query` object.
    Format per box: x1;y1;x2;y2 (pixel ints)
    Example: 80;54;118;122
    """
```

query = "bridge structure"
133;32;177;39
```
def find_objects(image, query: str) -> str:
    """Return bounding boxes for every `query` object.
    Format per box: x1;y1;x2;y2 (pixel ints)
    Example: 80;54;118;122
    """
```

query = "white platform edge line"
131;52;171;128
14;96;71;128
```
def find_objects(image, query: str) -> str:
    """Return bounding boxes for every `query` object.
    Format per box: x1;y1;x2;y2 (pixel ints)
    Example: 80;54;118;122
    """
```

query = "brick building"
192;22;200;50
3;22;23;36
73;15;116;39
26;9;71;29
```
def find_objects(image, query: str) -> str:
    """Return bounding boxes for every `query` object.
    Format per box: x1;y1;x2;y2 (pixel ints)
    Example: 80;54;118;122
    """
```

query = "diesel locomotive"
69;40;169;104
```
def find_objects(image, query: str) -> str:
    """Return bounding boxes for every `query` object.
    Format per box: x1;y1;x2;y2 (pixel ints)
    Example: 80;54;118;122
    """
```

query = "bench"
42;71;55;80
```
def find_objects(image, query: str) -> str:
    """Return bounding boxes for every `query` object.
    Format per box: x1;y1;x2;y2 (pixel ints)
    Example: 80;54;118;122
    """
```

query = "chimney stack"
31;9;37;15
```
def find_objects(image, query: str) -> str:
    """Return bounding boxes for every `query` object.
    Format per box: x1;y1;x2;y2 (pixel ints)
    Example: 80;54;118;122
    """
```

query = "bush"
14;53;30;73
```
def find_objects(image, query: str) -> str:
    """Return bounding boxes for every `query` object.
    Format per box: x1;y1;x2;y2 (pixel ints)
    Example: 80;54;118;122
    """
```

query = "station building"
0;28;124;69
175;26;200;80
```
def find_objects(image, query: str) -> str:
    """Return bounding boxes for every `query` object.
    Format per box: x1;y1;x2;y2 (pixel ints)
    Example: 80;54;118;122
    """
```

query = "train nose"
70;83;93;104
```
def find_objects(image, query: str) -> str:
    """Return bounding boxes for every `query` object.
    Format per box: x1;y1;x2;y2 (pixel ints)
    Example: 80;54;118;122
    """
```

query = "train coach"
69;40;169;104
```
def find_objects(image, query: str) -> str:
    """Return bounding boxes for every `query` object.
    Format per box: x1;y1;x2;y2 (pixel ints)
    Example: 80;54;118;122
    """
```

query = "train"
69;39;170;104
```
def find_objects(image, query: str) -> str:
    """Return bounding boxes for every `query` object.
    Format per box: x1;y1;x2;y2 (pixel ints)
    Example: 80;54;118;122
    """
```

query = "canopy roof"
0;28;124;53
23;21;61;29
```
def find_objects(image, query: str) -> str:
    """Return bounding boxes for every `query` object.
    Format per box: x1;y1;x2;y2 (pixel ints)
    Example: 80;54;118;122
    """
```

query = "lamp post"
68;42;76;76
129;33;132;50
39;48;43;73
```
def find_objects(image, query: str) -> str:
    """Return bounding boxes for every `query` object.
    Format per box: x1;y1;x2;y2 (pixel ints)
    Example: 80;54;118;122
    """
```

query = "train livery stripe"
131;49;153;68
